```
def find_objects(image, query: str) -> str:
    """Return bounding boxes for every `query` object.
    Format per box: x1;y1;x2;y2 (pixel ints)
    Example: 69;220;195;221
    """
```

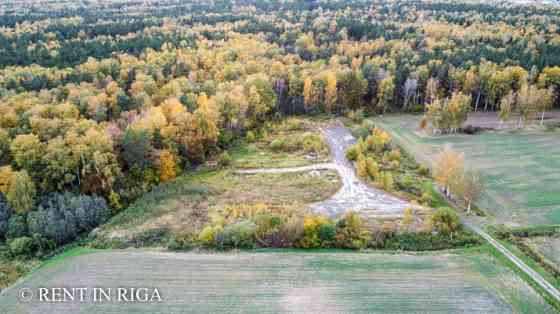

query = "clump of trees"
1;192;109;257
433;146;484;214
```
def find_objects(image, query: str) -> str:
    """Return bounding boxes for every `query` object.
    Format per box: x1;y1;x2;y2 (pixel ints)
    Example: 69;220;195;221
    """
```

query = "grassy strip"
488;224;560;289
35;246;96;272
478;243;560;311
511;238;560;279
497;239;560;289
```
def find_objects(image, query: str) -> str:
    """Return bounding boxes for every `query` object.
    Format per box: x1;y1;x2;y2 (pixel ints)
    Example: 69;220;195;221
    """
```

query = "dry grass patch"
99;169;340;241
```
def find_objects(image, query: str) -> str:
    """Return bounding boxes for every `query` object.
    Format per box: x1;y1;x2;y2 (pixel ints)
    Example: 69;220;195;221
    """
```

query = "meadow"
0;248;555;314
375;114;560;226
98;168;340;243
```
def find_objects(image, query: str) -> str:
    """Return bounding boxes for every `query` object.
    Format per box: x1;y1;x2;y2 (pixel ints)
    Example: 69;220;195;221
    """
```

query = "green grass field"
375;114;560;226
0;248;555;313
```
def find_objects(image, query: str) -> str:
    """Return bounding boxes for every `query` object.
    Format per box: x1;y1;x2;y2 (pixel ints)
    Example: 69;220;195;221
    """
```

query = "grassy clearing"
375;114;560;226
98;168;340;241
231;117;330;169
0;248;555;313
98;118;339;243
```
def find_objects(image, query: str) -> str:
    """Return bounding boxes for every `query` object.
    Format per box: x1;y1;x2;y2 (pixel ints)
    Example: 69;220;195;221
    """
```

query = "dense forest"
1;0;560;253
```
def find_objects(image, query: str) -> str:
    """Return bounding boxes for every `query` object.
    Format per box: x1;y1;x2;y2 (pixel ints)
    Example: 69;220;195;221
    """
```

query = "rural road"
465;220;560;303
239;123;414;219
380;118;560;305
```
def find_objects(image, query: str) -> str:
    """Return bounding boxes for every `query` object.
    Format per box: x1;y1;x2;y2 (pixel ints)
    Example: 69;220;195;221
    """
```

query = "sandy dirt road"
238;123;414;219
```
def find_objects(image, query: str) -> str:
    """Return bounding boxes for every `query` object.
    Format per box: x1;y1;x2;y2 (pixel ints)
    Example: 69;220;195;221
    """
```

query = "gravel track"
238;123;414;219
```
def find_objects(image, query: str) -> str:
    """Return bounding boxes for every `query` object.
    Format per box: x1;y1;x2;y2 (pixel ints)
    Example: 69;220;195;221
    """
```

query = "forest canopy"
1;0;560;249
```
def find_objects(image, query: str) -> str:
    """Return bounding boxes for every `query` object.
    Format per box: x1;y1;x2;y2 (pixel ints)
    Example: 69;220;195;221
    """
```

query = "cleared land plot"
100;169;340;239
375;114;560;226
230;119;330;169
0;249;555;313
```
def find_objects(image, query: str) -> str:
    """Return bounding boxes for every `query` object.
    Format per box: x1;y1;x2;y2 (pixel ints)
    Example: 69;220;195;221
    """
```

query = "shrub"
420;192;432;206
6;215;27;239
366;157;379;179
345;146;359;161
317;223;336;244
377;171;394;191
396;174;416;193
30;233;55;257
9;237;34;256
129;227;169;247
388;149;402;162
418;165;430;176
384;231;481;251
400;208;417;233
301;132;326;155
352;127;370;139
277;215;304;247
252;213;282;244
361;120;376;131
0;166;13;194
356;154;368;179
281;118;305;131
245;130;256;143
431;207;460;238
298;214;334;248
217;151;232;168
197;225;221;247
214;220;256;250
218;129;235;147
167;234;194;251
347;109;364;123
335;212;372;249
269;138;285;151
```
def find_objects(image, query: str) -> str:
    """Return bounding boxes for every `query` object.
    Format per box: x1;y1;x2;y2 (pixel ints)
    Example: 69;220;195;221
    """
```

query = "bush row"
159;205;476;251
489;224;560;240
510;237;560;280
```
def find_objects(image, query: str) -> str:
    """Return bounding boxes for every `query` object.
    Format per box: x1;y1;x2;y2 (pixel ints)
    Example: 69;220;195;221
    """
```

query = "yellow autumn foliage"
159;149;178;182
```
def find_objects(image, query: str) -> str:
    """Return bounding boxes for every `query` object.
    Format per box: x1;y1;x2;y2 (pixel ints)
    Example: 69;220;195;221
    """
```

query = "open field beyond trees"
375;114;560;226
0;248;556;314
